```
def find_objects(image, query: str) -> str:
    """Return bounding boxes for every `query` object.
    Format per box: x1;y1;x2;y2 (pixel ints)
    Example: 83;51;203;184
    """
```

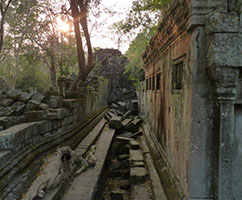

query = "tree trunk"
50;55;56;87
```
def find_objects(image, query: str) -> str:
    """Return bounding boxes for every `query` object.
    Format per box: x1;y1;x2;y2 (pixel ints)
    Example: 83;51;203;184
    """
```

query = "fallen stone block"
109;116;123;129
122;110;132;120
0;117;8;129
39;103;50;110
118;101;127;111
6;89;21;100
130;167;146;184
0;98;13;107
130;150;144;162
130;140;139;150
18;91;33;103
130;131;143;139
116;136;134;142
122;118;133;127
111;188;125;200
25;100;40;112
131;160;145;168
10;101;26;115
47;108;70;120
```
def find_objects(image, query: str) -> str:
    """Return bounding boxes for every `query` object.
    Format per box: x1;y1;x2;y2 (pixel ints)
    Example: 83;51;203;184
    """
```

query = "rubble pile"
0;87;64;130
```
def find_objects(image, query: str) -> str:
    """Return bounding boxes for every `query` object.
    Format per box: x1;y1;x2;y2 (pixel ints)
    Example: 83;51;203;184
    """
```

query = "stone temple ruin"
137;0;242;200
0;1;242;200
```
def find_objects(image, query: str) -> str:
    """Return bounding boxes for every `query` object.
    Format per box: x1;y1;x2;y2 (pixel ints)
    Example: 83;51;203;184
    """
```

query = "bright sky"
89;0;134;54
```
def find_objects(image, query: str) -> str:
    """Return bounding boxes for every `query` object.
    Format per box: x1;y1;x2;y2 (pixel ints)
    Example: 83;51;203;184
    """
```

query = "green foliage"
15;53;51;93
124;28;156;88
115;0;170;34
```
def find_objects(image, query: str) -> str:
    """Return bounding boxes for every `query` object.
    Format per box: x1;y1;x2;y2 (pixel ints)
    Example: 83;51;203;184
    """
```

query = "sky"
89;0;135;54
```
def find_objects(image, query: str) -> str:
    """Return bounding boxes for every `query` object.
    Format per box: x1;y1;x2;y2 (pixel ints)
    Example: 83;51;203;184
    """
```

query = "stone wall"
138;0;242;200
0;77;109;200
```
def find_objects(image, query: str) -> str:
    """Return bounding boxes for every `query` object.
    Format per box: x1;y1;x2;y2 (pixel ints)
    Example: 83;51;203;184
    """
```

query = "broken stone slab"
31;92;45;104
116;136;134;142
109;116;123;129
0;106;15;116
131;160;145;168
25;110;48;122
10;101;26;115
122;118;133;127
118;154;129;161
130;150;144;162
25;100;40;112
6;89;21;100
18;91;33;103
122;110;132;120
111;188;125;200
130;140;140;150
130;131;143;139
39;103;50;110
111;103;118;109
0;98;13;107
118;101;127;111
119;132;133;138
130;167;147;184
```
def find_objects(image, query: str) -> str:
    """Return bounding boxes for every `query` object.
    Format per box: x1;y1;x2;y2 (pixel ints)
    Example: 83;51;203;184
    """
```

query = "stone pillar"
213;67;239;199
206;11;240;200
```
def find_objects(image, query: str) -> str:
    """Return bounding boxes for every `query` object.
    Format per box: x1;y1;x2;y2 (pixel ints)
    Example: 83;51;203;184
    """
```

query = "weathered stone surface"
130;150;144;162
109;116;123;129
63;99;79;108
0;98;13;107
25;110;47;122
130;140;140;150
18;91;33;103
47;108;70;120
111;188;125;200
131;185;150;200
25;100;40;112
38;103;50;110
6;89;21;100
10;101;25;115
130;167;146;184
48;95;63;108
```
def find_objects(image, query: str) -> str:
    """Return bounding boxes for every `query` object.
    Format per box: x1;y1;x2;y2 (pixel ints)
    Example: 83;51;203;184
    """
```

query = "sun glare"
57;17;70;33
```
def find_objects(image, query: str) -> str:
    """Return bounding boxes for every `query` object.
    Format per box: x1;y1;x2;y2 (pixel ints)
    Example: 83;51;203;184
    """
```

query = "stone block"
205;12;239;34
48;95;63;108
122;110;132;120
10;101;26;115
0;122;39;151
18;91;33;103
0;117;8;129
130;167;146;184
130;150;144;162
109;116;123;129
63;99;79;108
47;108;70;120
25;110;47;122
111;189;125;200
130;140;140;150
6;89;21;100
39;103;50;110
31;92;44;104
0;98;13;107
25;100;40;112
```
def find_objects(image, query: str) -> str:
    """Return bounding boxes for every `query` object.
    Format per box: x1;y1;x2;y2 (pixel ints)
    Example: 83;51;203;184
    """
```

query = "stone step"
62;128;115;200
75;118;106;156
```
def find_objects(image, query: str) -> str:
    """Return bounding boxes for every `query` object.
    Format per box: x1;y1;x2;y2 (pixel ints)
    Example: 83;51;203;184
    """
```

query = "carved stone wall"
138;0;242;199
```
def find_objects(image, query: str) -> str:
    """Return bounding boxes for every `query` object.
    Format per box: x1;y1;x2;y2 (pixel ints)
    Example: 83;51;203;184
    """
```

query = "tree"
0;0;13;53
115;0;170;34
67;0;101;91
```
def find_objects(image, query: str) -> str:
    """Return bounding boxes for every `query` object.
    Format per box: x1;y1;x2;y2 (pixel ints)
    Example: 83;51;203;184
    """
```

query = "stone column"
206;11;240;199
213;67;239;199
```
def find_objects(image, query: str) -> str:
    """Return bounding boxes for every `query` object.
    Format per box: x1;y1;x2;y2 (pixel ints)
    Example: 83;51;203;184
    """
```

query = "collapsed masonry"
137;0;242;200
0;76;108;200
